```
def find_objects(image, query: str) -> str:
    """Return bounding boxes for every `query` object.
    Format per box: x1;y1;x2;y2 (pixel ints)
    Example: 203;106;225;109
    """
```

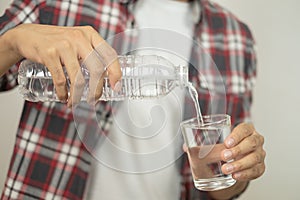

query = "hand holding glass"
180;114;236;191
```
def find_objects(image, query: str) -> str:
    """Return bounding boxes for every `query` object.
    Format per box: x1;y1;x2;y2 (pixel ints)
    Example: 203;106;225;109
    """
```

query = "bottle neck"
175;65;189;87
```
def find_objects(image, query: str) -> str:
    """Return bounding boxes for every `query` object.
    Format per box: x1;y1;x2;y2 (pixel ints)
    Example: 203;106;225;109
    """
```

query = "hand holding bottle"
0;24;122;107
18;55;189;102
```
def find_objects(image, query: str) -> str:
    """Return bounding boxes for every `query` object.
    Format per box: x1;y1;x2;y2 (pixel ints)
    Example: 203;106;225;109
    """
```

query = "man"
0;0;265;199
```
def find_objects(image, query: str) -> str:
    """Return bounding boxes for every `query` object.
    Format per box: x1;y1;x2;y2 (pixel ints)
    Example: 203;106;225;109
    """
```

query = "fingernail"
113;80;122;92
226;138;235;148
233;172;241;179
182;143;188;152
223;150;233;160
226;164;234;173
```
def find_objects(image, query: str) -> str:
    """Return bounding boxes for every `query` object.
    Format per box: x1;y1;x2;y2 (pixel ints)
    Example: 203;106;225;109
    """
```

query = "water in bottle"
17;55;189;102
18;54;207;126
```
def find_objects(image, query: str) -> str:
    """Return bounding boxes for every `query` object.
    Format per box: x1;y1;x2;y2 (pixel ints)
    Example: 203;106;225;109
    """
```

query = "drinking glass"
180;114;236;191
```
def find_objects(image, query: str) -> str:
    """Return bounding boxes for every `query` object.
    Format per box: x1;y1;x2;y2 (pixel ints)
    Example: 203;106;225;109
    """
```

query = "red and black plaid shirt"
0;0;256;199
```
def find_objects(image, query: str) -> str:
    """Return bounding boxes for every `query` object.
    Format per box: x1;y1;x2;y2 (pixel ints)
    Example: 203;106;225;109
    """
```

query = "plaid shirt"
0;0;256;199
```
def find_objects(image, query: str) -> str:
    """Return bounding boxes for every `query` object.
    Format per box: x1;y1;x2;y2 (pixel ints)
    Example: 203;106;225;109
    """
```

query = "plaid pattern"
0;0;256;199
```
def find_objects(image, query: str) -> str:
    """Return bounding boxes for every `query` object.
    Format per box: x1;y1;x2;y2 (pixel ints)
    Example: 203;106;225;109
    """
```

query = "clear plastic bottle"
17;55;189;102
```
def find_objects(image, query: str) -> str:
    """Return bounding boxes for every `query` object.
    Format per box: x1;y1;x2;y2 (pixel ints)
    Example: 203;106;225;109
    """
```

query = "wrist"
4;27;22;55
0;27;24;76
1;27;23;61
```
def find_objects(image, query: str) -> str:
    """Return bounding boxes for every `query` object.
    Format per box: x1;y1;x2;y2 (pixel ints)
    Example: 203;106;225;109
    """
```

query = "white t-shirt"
87;1;196;199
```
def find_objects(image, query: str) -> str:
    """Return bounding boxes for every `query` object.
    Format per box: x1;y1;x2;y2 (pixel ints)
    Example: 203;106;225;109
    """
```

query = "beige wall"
1;0;300;199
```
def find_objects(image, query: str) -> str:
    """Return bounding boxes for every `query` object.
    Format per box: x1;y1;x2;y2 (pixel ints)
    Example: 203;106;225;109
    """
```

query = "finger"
87;73;105;104
66;65;85;108
79;28;110;102
182;143;188;152
82;50;105;104
74;26;102;60
222;147;266;175
63;29;102;105
58;46;86;107
94;41;122;90
85;26;106;48
43;56;68;102
225;123;255;148
222;133;264;161
231;162;266;181
107;59;122;91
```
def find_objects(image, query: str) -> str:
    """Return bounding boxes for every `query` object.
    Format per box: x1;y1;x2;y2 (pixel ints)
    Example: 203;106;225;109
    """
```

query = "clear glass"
17;55;188;102
180;114;236;191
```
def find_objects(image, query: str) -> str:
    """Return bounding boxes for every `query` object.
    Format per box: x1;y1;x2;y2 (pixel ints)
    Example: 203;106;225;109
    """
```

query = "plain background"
0;0;299;199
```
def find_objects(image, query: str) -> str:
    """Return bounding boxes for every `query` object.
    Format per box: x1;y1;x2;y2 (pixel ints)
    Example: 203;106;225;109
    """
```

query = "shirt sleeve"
227;22;257;127
0;0;40;91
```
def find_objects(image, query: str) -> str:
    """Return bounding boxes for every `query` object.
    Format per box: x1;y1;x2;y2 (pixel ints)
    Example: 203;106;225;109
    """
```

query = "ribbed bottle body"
18;55;188;102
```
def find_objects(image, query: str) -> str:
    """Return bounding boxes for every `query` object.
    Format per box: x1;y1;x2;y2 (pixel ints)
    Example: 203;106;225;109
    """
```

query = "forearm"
208;181;249;200
0;29;23;76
